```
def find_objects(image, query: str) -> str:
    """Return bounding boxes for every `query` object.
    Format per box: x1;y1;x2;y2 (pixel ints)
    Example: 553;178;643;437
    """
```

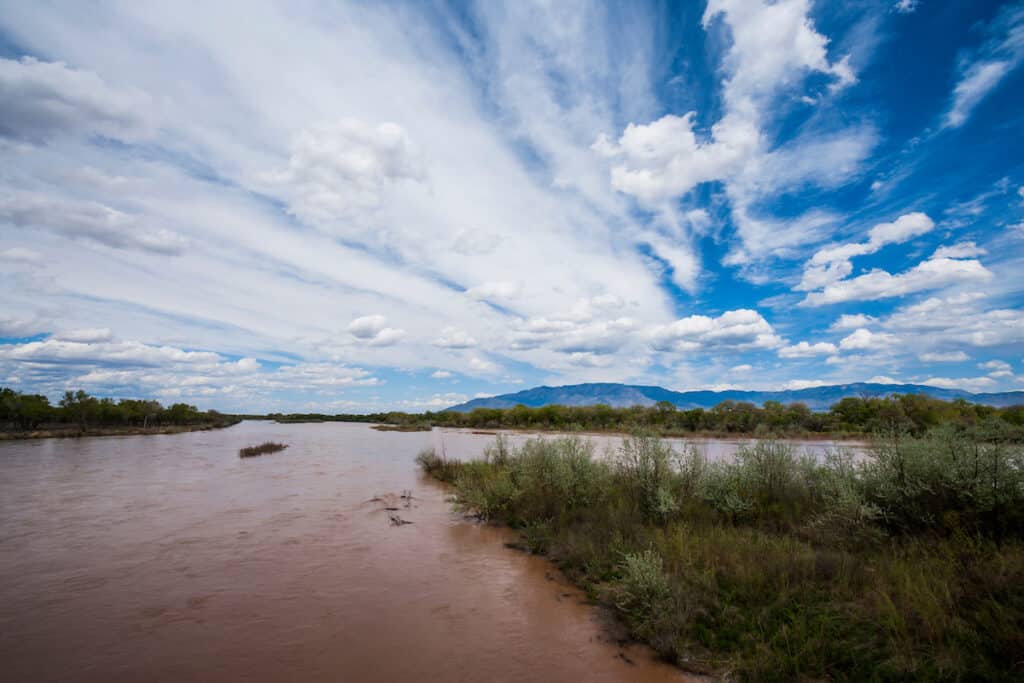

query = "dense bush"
420;429;1024;680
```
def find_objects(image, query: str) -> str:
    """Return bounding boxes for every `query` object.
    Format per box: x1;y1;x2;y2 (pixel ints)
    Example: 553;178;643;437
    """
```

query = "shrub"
615;435;679;523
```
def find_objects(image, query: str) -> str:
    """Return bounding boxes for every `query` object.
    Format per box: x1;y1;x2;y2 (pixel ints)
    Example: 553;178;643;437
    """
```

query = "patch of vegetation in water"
418;427;1024;680
239;442;289;458
371;423;432;432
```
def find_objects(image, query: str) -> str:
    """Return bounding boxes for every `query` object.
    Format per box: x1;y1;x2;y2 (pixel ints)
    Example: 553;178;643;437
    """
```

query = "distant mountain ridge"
446;382;1024;413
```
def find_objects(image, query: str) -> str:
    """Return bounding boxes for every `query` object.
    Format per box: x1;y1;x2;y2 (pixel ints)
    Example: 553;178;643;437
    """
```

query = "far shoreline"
0;420;241;442
426;424;871;443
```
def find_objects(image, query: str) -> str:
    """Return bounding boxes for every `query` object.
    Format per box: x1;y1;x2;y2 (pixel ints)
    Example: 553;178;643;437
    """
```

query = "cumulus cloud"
594;111;759;204
430;369;452;379
468;356;498;373
882;293;1024;348
839;328;898;351
802;256;993;306
0;338;221;366
0;57;153;144
267;118;425;227
649;309;782;353
932;241;987;259
923;376;997;392
433;328;478;349
894;0;919;14
782;379;828;390
778;341;838;358
0;191;186;254
596;0;868;266
346;315;405;346
829;313;878;331
798;212;934;291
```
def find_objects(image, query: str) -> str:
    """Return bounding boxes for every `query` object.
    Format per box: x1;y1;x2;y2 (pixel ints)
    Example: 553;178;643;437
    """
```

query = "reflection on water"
0;422;856;682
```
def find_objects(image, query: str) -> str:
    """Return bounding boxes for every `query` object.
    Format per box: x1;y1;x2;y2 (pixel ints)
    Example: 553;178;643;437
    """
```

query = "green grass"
418;429;1024;680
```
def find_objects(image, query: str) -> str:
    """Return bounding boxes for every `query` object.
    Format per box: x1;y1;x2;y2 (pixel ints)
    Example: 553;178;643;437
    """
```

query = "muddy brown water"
0;422;859;682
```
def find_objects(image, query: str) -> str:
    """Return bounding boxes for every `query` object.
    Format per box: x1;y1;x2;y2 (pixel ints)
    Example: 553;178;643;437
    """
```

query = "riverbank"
437;425;870;443
419;431;1024;680
0;419;241;441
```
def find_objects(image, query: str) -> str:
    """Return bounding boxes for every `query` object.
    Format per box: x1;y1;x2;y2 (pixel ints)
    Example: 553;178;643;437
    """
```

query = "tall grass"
419;427;1024;680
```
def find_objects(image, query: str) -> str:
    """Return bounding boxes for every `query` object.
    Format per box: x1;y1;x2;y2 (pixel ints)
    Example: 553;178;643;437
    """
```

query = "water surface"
0;422;858;682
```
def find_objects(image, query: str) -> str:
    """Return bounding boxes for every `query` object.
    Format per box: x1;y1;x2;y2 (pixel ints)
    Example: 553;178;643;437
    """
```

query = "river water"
0;422;859;682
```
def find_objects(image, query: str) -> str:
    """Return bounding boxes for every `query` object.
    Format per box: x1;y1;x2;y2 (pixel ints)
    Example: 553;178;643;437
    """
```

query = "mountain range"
446;382;1024;413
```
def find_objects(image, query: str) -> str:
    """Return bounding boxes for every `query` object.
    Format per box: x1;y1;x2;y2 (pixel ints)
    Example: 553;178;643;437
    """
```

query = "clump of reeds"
238;441;289;458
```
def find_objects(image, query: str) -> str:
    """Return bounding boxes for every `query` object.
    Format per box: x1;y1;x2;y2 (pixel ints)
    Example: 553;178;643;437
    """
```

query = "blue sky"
0;0;1022;412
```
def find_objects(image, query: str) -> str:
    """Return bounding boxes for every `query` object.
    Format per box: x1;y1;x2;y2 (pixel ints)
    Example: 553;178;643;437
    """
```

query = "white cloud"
932;241;986;259
433;327;478;349
597;0;869;266
882;293;1024;348
0;246;43;264
649;309;782;353
346;315;406;346
430;369;452;379
802;256;993;306
839;328;897;351
778;341;838;358
468;356;498;373
943;6;1024;129
466;281;522;301
867;375;901;384
919;351;969;362
730;364;753;373
0;191;187;254
347;315;388;339
0;56;152;144
980;359;1012;373
0;338;221;366
924;376;997;392
829;313;878;331
782;379;828;390
0;317;48;338
54;328;113;343
945;61;1012;129
798;212;934;291
266;118;425;228
894;0;919;14
594;111;759;204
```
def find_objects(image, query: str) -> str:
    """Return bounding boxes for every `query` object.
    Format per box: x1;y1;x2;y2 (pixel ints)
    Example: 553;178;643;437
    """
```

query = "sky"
0;0;1022;413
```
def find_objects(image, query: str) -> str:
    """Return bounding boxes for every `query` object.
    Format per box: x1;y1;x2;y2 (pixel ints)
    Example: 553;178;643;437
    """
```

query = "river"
0;421;859;682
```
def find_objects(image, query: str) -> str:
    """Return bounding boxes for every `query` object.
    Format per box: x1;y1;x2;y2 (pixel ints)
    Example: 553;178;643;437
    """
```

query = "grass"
238;441;289;458
418;428;1024;680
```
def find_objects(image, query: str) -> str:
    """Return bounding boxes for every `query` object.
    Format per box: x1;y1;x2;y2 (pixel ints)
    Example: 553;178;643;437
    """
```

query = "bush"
420;431;1024;680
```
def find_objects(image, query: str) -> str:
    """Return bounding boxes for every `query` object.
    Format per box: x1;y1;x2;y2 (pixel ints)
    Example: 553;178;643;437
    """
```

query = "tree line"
271;393;1024;438
0;387;232;432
